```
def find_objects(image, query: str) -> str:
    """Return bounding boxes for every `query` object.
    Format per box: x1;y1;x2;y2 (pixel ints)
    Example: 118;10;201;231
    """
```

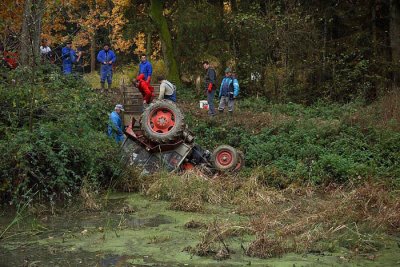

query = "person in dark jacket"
108;104;125;143
138;54;153;84
97;44;116;89
134;74;154;107
203;61;217;116
218;68;240;114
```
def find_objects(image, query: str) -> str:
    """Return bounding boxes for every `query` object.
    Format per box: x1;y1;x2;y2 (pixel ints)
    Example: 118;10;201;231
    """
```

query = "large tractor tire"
211;145;239;172
141;100;185;143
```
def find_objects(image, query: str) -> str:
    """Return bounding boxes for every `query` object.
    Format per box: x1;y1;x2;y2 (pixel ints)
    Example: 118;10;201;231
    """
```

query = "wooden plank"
121;83;161;125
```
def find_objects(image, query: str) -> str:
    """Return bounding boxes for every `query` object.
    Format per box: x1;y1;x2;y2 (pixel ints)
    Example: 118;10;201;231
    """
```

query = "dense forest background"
1;0;400;103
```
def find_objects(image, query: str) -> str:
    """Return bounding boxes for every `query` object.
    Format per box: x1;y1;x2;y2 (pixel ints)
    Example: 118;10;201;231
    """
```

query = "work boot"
101;82;105;89
108;83;112;89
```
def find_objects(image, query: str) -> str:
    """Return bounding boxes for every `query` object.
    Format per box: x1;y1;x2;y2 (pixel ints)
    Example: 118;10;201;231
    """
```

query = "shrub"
0;66;122;203
183;97;400;187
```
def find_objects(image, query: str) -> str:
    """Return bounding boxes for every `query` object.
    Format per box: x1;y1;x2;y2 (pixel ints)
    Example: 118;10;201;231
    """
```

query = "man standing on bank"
218;68;240;115
97;43;116;89
203;61;217;116
138;54;153;85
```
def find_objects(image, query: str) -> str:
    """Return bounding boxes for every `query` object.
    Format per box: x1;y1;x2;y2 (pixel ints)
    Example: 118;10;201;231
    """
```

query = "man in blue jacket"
218;68;239;114
108;104;125;143
138;54;153;84
62;41;81;75
97;44;116;89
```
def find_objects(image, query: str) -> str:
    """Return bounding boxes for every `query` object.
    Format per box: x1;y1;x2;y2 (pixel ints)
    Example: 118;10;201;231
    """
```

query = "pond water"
1;193;399;267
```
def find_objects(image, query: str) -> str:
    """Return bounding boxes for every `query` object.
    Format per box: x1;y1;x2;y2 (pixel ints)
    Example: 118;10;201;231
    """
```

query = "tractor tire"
141;100;185;143
211;145;239;172
232;150;245;172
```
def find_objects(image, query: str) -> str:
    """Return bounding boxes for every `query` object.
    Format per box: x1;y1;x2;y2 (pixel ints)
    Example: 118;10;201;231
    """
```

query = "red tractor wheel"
211;145;239;172
141;100;184;143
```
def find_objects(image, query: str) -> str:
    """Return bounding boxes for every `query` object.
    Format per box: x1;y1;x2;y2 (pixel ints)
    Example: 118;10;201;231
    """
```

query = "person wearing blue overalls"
108;104;125;143
62;41;80;75
157;76;177;102
97;44;116;89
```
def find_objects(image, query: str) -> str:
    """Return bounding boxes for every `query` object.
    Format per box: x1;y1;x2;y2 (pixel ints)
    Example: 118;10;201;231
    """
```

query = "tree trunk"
146;31;152;57
230;0;238;12
20;0;32;66
322;16;327;74
20;0;45;67
390;0;400;88
90;34;96;72
149;0;180;85
372;1;378;57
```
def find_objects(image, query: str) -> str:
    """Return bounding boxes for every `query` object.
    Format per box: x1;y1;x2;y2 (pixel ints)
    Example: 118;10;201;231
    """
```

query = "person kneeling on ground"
134;74;154;108
218;68;239;114
108;104;125;143
157;76;177;102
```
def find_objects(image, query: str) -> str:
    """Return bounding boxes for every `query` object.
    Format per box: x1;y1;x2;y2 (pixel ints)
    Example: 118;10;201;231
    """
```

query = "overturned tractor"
121;100;244;175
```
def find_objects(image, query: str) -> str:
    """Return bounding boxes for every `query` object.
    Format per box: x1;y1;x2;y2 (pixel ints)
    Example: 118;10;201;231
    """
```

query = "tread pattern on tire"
140;100;185;143
211;145;239;172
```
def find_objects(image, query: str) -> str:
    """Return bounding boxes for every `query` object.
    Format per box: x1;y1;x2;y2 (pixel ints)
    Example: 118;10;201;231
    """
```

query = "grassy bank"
178;91;400;188
83;60;167;89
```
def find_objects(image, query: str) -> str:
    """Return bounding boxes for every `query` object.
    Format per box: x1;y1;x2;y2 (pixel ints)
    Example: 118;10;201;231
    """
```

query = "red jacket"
2;51;18;69
136;74;154;103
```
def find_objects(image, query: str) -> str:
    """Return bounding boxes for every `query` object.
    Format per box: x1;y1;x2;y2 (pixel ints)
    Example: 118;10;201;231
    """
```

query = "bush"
184;98;400;187
0;66;122;203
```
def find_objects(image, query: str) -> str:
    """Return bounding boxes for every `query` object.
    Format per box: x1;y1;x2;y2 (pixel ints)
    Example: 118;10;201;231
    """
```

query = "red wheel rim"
216;150;234;166
148;108;176;134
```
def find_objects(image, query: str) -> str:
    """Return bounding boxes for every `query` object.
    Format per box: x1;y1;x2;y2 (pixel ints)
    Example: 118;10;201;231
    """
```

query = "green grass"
84;60;167;89
183;95;400;188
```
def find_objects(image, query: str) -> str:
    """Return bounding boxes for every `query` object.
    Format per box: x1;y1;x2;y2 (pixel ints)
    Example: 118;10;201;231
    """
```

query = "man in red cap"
134;74;154;108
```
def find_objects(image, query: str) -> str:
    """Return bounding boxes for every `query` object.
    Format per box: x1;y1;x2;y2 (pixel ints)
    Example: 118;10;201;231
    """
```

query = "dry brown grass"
114;166;159;193
146;171;239;212
179;101;291;133
139;170;399;259
346;90;400;131
243;180;400;258
185;220;251;260
80;184;101;211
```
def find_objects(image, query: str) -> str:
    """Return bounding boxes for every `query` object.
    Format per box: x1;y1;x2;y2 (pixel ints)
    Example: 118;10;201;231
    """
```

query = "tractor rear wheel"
141;100;185;143
211;145;238;172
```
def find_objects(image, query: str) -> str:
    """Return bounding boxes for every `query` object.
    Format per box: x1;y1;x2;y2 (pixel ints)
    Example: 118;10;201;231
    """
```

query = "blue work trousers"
100;64;113;84
63;63;72;74
207;90;216;115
